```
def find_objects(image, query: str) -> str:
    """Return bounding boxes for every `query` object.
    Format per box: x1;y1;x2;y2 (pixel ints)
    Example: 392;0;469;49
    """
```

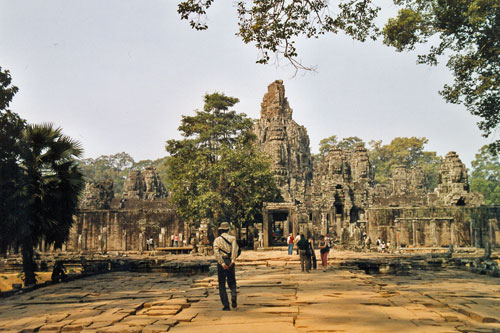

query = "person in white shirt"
213;222;239;311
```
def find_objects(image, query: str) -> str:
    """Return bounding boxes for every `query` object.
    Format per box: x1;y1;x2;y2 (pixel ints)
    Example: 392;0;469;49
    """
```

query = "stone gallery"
70;81;500;252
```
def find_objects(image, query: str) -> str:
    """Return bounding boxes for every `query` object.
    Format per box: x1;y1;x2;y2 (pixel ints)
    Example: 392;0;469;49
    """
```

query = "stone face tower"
122;167;167;200
432;151;483;206
253;80;313;203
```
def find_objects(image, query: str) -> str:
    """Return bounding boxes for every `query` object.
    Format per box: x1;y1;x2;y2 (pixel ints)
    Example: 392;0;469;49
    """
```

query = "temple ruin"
68;168;183;253
69;80;500;252
256;80;499;248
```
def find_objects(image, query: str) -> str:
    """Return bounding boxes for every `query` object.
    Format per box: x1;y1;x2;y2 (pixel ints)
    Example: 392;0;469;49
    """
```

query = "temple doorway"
270;211;289;245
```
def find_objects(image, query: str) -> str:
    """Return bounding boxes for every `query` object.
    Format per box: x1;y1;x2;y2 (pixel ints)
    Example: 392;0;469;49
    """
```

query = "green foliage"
0;67;18;110
0;67;84;285
177;0;380;71
319;135;338;156
337;136;365;150
383;0;500;153
318;135;365;156
78;152;134;196
369;137;441;190
470;145;500;205
20;123;85;284
0;67;25;255
166;92;281;230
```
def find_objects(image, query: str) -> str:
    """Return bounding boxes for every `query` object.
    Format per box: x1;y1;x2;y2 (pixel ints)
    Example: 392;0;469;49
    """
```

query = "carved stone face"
353;149;370;180
328;148;343;174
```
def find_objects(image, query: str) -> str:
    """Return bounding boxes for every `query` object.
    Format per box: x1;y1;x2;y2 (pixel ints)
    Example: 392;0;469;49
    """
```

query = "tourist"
174;235;179;247
381;241;386;252
297;234;311;272
308;236;317;271
364;236;372;250
213;222;239;311
170;234;174;247
319;235;330;271
295;233;301;254
287;233;294;255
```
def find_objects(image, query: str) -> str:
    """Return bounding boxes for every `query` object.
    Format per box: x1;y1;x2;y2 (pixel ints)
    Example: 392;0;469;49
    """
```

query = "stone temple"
68;80;500;253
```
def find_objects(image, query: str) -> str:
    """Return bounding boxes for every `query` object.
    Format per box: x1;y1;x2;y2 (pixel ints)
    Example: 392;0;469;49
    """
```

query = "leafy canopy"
383;0;500;153
319;135;365;156
177;0;380;71
369;137;441;190
0;67;85;285
0;67;25;254
166;92;281;230
470;145;500;205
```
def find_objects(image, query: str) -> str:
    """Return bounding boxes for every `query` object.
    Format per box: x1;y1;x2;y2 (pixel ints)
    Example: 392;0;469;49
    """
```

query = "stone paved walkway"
0;251;499;332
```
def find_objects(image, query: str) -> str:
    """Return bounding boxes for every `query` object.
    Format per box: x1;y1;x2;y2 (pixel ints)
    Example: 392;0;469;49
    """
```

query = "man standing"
213;222;239;311
297;234;310;273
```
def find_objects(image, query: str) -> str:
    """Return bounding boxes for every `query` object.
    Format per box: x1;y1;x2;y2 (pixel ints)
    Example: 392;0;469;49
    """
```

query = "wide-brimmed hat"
218;222;230;230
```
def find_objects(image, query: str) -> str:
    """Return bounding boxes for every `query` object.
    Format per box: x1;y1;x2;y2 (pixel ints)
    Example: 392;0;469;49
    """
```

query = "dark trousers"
299;250;310;272
217;258;237;308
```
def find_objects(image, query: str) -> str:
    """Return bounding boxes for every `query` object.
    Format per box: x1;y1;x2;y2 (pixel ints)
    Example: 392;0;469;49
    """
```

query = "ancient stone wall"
366;206;500;249
71;168;177;253
69;198;183;252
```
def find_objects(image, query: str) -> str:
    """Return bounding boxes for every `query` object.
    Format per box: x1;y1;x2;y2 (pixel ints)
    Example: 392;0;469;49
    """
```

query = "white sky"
0;1;492;168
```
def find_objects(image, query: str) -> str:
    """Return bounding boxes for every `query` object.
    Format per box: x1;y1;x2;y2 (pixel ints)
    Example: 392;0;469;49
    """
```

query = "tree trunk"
21;237;36;286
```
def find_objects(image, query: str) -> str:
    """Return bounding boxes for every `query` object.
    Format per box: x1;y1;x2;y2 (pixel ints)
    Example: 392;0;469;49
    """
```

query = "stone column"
412;220;417;247
122;230;127;251
102;227;108;253
263;207;270;248
284;215;290;236
83;229;88;251
488;219;496;248
469;220;474;247
431;219;437;247
78;234;82;252
139;233;144;252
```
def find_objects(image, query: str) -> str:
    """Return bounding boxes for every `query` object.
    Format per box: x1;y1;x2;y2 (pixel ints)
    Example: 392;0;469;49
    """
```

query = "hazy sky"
0;1;492;167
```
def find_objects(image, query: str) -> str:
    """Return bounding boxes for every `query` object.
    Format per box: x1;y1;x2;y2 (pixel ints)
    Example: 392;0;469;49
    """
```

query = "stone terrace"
0;251;499;332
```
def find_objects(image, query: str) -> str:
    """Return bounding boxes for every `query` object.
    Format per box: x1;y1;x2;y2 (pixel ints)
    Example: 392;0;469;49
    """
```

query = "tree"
0;67;25;255
0;68;84;285
318;135;338;156
177;0;380;71
166;92;281;232
337;136;365;150
78;152;135;196
383;0;500;153
19;124;84;285
470;145;500;205
318;135;365;156
369;137;441;190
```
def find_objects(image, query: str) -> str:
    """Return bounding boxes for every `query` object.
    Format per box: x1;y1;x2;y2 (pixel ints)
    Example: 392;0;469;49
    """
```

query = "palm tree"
19;123;84;285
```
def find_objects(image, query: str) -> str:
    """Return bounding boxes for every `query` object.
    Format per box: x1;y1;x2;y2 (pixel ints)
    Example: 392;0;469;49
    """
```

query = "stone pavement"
0;251;499;332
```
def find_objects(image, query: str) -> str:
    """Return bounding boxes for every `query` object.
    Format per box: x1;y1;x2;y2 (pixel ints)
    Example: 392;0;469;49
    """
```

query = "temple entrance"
262;203;296;247
270;211;289;245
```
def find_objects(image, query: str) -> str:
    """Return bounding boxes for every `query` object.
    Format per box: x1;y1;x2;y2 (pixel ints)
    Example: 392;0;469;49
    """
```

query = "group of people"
375;237;391;252
213;224;336;312
287;233;332;272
